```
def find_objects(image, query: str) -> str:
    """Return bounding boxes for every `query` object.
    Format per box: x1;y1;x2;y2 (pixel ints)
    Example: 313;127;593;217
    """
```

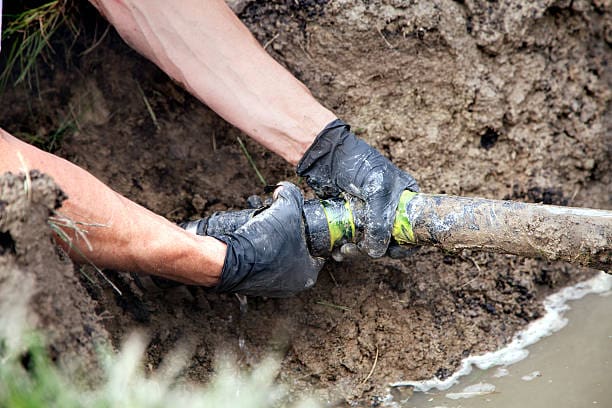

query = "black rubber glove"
297;119;419;258
210;182;324;297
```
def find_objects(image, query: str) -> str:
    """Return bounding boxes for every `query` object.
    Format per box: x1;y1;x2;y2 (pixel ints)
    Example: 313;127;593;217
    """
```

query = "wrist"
248;105;336;166
280;108;338;165
131;220;226;286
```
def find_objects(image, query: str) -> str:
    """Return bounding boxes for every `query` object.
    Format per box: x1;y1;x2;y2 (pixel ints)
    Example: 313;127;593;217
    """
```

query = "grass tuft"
0;1;76;91
15;114;77;153
48;211;122;295
0;325;319;408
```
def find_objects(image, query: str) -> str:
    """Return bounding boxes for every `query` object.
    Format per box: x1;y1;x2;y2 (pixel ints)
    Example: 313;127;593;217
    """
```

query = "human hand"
209;182;324;297
297;119;419;258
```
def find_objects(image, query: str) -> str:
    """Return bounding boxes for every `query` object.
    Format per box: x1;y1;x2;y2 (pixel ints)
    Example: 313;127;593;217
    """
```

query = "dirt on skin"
0;0;610;405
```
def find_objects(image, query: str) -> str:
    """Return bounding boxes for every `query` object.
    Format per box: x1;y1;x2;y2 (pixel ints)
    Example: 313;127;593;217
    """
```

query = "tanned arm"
2;0;338;287
0;130;225;286
90;0;337;165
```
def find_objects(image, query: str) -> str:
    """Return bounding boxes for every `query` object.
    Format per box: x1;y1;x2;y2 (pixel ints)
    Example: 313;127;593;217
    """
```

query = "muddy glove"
210;182;324;297
297;119;419;258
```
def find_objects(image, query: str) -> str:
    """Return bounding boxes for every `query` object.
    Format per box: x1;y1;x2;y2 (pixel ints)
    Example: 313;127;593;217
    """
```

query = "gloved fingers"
272;183;325;274
311;256;326;271
233;182;303;243
246;194;263;209
404;173;420;193
254;182;303;224
357;192;395;258
391;165;420;193
272;181;303;205
357;168;418;257
360;230;392;258
244;183;303;212
331;248;343;262
340;242;361;258
332;243;367;262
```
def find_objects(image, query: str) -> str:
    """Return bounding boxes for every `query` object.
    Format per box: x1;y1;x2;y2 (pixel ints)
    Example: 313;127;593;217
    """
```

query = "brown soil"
0;172;109;380
0;0;609;405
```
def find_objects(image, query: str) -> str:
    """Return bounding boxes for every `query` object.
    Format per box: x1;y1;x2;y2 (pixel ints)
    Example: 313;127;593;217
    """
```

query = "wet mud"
0;0;610;405
404;274;612;407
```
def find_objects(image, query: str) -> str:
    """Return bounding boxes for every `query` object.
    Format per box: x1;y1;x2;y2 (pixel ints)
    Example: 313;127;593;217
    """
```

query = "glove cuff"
296;118;353;197
296;118;349;176
207;234;252;294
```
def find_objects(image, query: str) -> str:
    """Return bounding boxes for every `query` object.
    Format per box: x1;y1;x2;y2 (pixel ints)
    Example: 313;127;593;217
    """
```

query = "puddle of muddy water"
388;272;612;408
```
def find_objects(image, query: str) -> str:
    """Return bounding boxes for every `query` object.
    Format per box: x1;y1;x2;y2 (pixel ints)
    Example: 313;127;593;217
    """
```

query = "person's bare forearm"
0;129;225;286
90;0;336;165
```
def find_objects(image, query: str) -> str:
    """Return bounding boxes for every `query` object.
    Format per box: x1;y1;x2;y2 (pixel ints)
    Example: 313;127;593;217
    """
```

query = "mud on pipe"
182;192;611;270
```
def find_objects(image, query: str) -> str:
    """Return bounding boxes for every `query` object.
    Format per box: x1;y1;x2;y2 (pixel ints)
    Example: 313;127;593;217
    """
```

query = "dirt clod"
0;171;109;381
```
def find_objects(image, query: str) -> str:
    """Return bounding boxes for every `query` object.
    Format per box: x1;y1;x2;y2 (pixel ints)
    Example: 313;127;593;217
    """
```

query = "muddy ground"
0;172;109;380
0;0;610;405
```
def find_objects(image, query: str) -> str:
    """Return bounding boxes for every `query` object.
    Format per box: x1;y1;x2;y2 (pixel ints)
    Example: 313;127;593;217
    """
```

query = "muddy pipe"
182;192;611;271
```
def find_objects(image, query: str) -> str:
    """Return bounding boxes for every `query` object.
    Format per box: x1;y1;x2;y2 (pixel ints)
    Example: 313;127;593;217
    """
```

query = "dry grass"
136;81;160;130
0;1;77;91
48;211;122;295
0;326;319;408
16;115;77;152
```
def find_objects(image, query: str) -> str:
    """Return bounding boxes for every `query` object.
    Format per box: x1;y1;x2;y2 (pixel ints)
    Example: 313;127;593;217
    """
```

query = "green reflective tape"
321;199;355;251
392;190;417;244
